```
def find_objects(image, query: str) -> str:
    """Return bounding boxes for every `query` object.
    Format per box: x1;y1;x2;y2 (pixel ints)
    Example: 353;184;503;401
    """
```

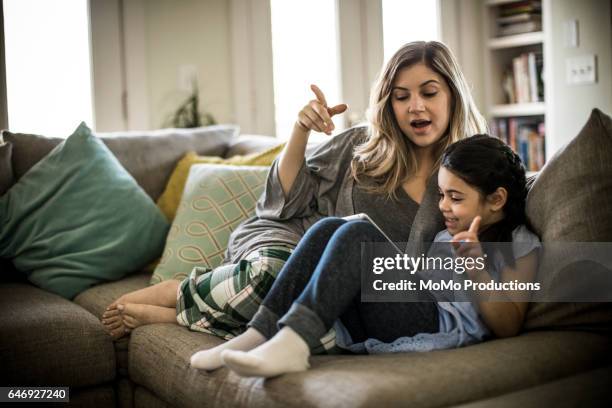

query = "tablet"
342;213;403;253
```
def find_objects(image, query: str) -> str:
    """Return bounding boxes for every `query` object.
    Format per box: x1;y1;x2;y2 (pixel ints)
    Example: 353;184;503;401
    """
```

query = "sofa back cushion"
2;124;238;201
524;108;612;332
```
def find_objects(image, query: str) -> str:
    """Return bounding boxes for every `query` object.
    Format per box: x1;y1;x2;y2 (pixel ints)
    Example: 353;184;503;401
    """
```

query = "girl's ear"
486;187;508;211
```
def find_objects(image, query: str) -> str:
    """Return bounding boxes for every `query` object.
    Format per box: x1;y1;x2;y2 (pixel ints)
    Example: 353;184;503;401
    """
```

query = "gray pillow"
0;142;13;195
524;108;612;332
2;124;238;201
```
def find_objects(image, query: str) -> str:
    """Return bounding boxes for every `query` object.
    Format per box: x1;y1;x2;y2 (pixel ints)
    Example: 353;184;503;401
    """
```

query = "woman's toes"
102;314;117;323
123;315;138;329
105;319;123;330
102;314;121;324
110;327;129;340
103;309;120;318
121;304;147;323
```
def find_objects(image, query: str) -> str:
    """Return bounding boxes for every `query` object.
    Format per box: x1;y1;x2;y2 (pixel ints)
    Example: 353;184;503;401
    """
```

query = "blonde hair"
351;41;487;197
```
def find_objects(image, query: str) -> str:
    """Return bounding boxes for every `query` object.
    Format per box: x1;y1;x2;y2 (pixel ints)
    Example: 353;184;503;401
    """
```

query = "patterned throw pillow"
156;143;285;222
150;164;269;284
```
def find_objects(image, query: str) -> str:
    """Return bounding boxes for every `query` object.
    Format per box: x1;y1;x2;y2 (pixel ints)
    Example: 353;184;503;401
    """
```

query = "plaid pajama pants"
175;245;340;354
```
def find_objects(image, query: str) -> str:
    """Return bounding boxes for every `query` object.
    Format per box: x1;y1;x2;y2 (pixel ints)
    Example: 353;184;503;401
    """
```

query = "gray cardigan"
224;126;444;263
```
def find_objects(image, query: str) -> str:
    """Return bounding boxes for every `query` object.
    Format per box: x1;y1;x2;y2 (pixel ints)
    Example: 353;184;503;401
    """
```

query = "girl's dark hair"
441;134;527;263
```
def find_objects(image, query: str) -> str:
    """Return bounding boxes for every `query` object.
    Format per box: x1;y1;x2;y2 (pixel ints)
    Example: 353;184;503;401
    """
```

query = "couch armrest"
0;283;116;386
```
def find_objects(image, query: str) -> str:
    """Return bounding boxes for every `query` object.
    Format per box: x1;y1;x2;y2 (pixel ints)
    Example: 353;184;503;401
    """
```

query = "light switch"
566;55;597;85
564;19;579;48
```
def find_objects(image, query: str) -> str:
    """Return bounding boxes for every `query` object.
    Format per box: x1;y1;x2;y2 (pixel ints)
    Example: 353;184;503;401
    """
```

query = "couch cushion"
75;272;152;318
74;272;152;376
0;123;170;299
0;283;115;387
225;135;284;157
69;386;116;408
117;378;136;408
524;108;612;332
2;124;238;201
152;164;269;283
526;108;612;241
134;386;171;408
128;324;610;408
454;365;612;408
0;142;13;195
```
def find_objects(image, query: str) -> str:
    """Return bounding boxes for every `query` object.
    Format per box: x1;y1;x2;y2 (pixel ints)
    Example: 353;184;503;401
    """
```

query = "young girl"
204;134;540;378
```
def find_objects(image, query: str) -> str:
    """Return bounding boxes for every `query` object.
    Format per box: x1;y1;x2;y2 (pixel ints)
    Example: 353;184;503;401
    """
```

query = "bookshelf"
483;0;547;174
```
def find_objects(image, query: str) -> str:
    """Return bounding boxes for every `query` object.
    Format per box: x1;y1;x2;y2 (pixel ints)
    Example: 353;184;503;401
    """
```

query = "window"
382;0;439;63
3;0;93;136
269;0;342;139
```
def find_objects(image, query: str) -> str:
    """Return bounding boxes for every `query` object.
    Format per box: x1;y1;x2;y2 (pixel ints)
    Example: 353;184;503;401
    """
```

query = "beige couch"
1;123;611;407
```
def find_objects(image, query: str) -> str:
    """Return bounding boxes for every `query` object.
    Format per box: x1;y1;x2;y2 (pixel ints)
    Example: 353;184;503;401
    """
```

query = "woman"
102;41;486;365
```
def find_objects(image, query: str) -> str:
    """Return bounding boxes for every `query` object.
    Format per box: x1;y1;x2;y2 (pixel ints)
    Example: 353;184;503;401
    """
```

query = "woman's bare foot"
101;281;180;340
119;303;177;329
103;280;180;315
101;303;131;340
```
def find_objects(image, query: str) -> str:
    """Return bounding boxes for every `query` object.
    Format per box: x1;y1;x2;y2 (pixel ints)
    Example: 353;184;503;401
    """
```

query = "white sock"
190;328;266;371
221;326;310;378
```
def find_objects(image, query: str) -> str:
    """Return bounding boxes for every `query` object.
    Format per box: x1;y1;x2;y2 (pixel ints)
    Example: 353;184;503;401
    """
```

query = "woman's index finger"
310;84;328;106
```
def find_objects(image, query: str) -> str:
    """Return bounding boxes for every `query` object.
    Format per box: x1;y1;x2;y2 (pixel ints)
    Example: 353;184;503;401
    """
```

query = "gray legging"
249;217;439;349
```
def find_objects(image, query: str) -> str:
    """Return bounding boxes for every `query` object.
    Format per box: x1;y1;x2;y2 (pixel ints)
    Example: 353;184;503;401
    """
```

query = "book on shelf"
498;21;542;36
502;51;543;104
495;1;542;37
490;117;545;172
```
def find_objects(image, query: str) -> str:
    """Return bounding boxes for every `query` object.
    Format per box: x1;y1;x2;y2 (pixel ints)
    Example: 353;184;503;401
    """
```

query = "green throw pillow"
0;122;170;299
151;164;269;284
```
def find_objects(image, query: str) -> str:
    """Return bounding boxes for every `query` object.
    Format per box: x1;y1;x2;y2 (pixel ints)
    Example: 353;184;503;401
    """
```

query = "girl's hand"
451;216;484;260
296;84;348;136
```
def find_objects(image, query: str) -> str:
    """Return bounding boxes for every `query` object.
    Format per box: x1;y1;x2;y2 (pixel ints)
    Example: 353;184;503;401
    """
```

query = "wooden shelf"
489;103;546;117
486;0;525;6
488;32;544;49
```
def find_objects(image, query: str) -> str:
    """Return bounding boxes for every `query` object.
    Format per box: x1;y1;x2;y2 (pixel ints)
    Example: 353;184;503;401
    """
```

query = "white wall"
123;0;149;131
229;0;275;135
89;0;125;131
439;0;485;113
90;0;234;131
143;0;234;129
93;0;471;135
545;0;612;156
337;0;384;126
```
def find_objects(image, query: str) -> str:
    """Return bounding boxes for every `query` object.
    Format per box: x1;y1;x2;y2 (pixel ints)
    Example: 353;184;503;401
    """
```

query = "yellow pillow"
156;142;285;222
